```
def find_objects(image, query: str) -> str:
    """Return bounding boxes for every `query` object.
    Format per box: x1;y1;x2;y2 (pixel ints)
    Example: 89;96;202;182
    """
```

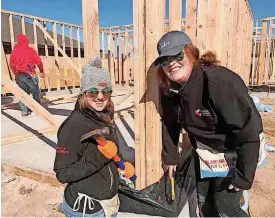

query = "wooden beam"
197;0;207;53
185;0;197;44
124;28;129;85
69;26;74;58
1;45;60;128
82;0;100;58
2;9;83;29
53;22;61;91
9;14;15;49
134;0;164;189
32;19;38;52
257;20;267;85
21;16;26;35
1;164;65;188
102;30;105;60
61;24;68;90
169;0;182;31
77;27;81;69
33;19;81;76
2;127;57;146
108;33;115;85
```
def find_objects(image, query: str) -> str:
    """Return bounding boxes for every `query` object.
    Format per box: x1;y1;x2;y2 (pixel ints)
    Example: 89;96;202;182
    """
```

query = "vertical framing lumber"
205;0;217;51
134;0;165;189
108;33;115;85
124;28;129;85
257;20;267;85
82;0;100;59
69;26;74;58
133;0;146;189
251;20;259;85
21;16;26;35
118;32;123;85
62;24;68;89
43;21;51;91
102;30;105;60
169;0;182;31
52;22;61;91
32;19;38;52
9;14;15;49
264;20;272;84
43;22;49;57
77;27;81;69
197;0;207;53
185;0;197;44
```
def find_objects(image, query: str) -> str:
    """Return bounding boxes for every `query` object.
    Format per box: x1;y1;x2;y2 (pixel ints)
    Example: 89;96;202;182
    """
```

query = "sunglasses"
158;51;184;67
86;87;112;99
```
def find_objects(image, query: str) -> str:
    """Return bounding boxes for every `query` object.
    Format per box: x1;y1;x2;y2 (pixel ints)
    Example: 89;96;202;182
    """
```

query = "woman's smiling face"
161;49;193;84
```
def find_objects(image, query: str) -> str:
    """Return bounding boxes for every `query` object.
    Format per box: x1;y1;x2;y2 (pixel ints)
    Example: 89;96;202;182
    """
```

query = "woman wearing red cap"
156;31;263;217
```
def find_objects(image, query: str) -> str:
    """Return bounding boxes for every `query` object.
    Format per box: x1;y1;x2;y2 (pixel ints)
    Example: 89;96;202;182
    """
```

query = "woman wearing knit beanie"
53;57;134;217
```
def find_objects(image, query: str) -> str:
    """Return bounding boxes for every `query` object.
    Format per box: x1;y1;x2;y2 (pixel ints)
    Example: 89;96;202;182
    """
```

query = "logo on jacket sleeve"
56;146;69;154
195;109;212;117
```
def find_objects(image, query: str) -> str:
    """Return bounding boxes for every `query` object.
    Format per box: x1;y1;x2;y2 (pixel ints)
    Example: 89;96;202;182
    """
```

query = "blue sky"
2;0;275;27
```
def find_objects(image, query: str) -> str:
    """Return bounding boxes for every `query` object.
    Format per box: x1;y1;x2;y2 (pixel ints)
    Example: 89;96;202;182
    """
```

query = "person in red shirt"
10;34;44;117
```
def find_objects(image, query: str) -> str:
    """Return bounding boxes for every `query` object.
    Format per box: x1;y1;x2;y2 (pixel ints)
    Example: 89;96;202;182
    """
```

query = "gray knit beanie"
80;57;112;93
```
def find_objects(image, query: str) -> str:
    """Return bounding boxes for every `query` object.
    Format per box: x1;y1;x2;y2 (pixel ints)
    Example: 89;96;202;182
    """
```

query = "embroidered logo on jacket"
195;109;212;117
56;146;69;154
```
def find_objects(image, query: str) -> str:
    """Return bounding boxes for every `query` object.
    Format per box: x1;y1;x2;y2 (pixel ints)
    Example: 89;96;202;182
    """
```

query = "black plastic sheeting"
118;148;198;217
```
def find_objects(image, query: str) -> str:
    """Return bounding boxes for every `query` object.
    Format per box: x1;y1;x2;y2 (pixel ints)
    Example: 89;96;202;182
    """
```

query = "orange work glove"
118;162;135;179
97;141;118;159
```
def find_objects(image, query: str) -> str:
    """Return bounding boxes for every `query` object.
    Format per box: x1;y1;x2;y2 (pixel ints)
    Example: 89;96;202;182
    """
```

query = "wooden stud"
82;0;100;58
264;20;272;84
133;0;146;190
257;20;267;85
251;20;259;85
69;26;74;58
77;27;81;69
43;22;49;57
169;0;182;31
134;0;164;189
205;0;217;52
102;30;105;60
124;28;129;85
9;14;15;49
53;22;61;91
21;16;26;35
62;24;68;90
108;33;115;85
185;0;197;44
197;0;207;53
32;19;38;52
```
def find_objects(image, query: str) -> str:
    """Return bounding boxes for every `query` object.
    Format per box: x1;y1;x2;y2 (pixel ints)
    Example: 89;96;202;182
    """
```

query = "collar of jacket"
169;66;201;96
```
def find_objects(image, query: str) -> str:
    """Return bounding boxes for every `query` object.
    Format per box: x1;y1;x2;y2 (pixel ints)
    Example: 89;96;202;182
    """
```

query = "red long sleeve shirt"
10;34;43;75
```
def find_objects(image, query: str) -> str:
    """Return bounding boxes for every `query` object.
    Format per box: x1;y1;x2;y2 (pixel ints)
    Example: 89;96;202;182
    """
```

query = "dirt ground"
1;97;275;217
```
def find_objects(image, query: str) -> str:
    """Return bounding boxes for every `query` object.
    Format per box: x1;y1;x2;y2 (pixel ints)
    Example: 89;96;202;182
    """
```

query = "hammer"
81;127;137;182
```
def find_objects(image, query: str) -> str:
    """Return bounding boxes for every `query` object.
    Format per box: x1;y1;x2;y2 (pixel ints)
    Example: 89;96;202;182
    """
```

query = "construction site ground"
1;90;275;217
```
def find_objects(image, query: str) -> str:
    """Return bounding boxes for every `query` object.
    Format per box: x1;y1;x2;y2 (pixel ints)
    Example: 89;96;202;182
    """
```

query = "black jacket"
53;106;119;214
161;65;263;190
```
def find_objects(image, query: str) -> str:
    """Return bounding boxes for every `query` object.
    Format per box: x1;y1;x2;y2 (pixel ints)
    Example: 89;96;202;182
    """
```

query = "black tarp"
118;148;198;217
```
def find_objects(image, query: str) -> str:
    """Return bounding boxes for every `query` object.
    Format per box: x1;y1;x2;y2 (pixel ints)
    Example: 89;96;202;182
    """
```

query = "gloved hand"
118;162;135;179
97;141;118;159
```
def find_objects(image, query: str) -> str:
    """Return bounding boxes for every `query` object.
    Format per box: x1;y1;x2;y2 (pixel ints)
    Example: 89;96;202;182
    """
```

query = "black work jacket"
53;106;119;213
161;65;263;190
